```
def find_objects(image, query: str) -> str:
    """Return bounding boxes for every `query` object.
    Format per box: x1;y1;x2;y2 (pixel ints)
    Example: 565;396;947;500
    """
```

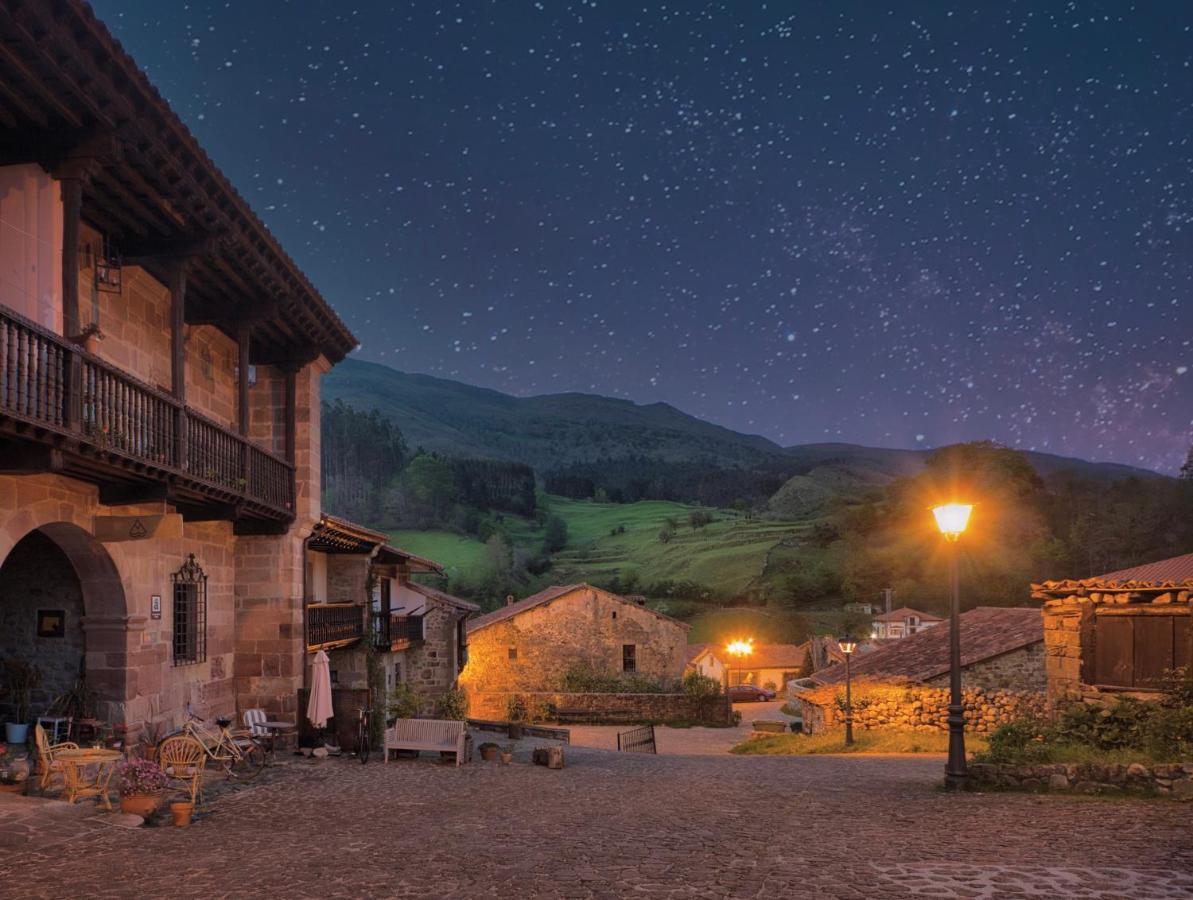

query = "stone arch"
0;521;132;723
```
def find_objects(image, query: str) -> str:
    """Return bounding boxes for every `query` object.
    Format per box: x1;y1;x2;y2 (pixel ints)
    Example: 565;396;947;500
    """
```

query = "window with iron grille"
172;554;207;666
622;644;637;673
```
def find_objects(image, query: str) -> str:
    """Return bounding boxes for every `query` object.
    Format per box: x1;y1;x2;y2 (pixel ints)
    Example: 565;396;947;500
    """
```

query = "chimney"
505;594;515;607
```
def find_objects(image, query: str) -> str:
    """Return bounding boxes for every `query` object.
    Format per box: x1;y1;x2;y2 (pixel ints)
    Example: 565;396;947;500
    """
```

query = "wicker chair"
158;735;207;806
33;723;78;790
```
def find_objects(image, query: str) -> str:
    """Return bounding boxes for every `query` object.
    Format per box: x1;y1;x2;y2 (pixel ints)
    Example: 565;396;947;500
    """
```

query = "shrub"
437;687;468;721
979;719;1055;765
387;683;419;720
506;694;529;723
559;664;671;694
682;671;721;700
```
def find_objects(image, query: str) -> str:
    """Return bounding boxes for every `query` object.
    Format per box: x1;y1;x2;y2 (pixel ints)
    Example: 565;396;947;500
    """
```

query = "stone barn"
1033;552;1193;710
459;584;689;702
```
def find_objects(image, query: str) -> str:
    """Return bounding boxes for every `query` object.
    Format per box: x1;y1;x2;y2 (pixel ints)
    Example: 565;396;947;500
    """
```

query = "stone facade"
798;678;1047;735
969;761;1193;800
467;690;729;726
459;585;689;701
923;641;1047;693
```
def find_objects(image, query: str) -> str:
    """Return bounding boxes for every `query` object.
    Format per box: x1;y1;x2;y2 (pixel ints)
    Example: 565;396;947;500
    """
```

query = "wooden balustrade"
0;304;294;518
371;611;424;650
308;604;366;649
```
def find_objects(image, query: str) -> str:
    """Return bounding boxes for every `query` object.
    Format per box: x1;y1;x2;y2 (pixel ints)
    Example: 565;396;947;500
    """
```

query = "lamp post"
838;636;857;746
725;639;754;689
932;502;973;791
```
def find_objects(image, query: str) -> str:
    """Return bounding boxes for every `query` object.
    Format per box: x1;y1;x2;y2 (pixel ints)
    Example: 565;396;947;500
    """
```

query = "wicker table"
57;748;122;810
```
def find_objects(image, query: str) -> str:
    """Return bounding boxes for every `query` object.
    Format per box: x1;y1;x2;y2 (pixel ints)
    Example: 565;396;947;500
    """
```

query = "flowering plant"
117;758;167;796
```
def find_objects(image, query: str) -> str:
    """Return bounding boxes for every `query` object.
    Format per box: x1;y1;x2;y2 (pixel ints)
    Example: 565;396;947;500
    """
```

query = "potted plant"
1;660;42;744
478;741;500;762
116;758;167;818
140;720;167;761
169;800;195;828
0;746;23;794
506;694;528;741
499;745;513;766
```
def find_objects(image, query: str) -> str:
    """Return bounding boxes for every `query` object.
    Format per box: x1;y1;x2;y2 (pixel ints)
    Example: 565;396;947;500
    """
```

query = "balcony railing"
307;604;366;650
0;304;294;518
372;611;424;651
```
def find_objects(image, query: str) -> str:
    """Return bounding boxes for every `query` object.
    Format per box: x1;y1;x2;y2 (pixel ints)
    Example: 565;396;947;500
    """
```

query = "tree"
543;516;569;553
658;525;675;544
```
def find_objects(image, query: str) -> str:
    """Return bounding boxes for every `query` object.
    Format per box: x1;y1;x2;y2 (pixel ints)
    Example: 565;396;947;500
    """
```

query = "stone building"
302;516;475;724
458;584;689;700
686;643;808;691
798;607;1047;734
870;606;943;640
0;3;355;738
1032;552;1193;711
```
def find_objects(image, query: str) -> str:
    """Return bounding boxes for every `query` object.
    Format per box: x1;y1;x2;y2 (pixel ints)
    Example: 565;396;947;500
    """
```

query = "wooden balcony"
372;611;425;652
307;603;366;651
0;304;294;530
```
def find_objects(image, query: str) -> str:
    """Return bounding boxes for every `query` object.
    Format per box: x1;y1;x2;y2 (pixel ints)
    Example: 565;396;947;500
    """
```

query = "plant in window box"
116;758;168;818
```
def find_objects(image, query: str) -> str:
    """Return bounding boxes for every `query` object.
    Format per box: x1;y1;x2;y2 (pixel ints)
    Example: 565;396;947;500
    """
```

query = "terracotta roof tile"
812;607;1042;685
405;581;480;613
466;583;689;634
1097;552;1193;584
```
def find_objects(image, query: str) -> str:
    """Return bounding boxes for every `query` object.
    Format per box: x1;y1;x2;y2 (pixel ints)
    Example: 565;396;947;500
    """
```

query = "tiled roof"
1097;552;1193;585
1032;551;1193;598
686;643;713;664
743;643;808;669
812;607;1042;686
873;606;943;623
309;514;388;554
405;581;480;613
466;583;690;634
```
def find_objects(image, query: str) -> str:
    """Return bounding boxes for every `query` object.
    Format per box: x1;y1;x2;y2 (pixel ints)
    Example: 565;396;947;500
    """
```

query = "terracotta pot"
169;801;194;828
480;747;498;762
119;792;162;818
499;752;512;766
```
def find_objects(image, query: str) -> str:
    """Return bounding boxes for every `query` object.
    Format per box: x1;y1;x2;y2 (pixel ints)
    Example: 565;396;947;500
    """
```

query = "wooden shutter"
1133;616;1175;688
1094;616;1133;688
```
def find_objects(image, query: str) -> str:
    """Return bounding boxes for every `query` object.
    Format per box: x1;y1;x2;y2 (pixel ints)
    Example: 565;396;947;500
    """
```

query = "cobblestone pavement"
568;700;794;754
1;746;1189;899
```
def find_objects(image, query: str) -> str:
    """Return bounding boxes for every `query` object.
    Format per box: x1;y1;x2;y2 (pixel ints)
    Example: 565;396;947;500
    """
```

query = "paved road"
2;745;1189;899
567;699;794;755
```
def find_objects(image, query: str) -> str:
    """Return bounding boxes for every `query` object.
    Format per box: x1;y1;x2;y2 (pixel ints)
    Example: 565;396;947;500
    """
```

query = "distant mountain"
322;358;1164;484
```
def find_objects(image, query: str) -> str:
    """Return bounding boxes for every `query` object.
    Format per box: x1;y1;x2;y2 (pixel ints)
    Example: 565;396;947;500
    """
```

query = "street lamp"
932;502;973;790
838;636;857;746
725;639;754;689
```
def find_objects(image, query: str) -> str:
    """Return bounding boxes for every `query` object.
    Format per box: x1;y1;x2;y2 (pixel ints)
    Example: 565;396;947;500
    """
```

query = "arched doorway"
0;523;129;727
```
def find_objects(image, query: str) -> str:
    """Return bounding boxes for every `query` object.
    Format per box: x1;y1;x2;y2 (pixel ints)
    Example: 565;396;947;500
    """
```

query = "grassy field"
731;730;991;756
386;529;490;582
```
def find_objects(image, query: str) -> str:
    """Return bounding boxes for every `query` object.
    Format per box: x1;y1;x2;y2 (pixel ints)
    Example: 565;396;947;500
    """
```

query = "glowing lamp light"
838;637;858;655
932;503;973;540
726;639;754;658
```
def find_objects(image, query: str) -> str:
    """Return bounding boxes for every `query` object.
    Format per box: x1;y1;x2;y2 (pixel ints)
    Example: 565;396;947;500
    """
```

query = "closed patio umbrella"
307;649;334;730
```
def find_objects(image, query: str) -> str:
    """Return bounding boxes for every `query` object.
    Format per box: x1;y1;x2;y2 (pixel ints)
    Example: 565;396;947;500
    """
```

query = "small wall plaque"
151;595;162;620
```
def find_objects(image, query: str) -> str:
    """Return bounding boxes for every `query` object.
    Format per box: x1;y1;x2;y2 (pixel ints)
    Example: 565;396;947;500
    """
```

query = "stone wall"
467;690;730;726
459;586;688;694
402;599;462;715
798;679;1046;735
969;761;1193;801
924;643;1047;693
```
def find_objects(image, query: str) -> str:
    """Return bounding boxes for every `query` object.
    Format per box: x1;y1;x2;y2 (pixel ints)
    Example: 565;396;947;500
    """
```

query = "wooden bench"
384;718;467;766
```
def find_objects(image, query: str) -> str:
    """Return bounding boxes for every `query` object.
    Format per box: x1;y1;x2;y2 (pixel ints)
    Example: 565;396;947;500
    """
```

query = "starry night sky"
91;1;1192;473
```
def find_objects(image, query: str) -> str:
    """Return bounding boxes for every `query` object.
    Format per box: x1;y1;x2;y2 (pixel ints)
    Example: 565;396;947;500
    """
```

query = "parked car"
728;684;776;703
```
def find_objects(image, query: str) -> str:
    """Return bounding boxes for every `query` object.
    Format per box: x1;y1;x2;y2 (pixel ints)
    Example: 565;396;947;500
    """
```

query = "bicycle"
355;705;372;765
169;713;266;781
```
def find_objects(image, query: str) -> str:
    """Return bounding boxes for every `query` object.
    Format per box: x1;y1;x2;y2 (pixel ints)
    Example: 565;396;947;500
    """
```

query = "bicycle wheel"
358;717;370;764
227;737;267;780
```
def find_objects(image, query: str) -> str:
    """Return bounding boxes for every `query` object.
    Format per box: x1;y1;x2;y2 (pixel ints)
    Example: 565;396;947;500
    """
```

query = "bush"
506;694;529;723
979;719;1055;765
437;687;468;721
559;664;672;694
387;683;419;720
682;671;721;700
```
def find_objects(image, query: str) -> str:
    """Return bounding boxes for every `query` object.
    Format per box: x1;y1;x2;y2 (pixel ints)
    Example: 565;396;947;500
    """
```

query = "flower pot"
508;723;524;740
119;792;162;819
0;782;23;794
4;723;28;744
169;801;194;828
480;746;498;762
499;752;512;766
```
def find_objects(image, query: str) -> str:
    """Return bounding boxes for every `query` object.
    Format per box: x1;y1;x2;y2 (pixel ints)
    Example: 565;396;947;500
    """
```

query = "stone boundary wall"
970;761;1193;800
467;690;730;725
798;680;1046;735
